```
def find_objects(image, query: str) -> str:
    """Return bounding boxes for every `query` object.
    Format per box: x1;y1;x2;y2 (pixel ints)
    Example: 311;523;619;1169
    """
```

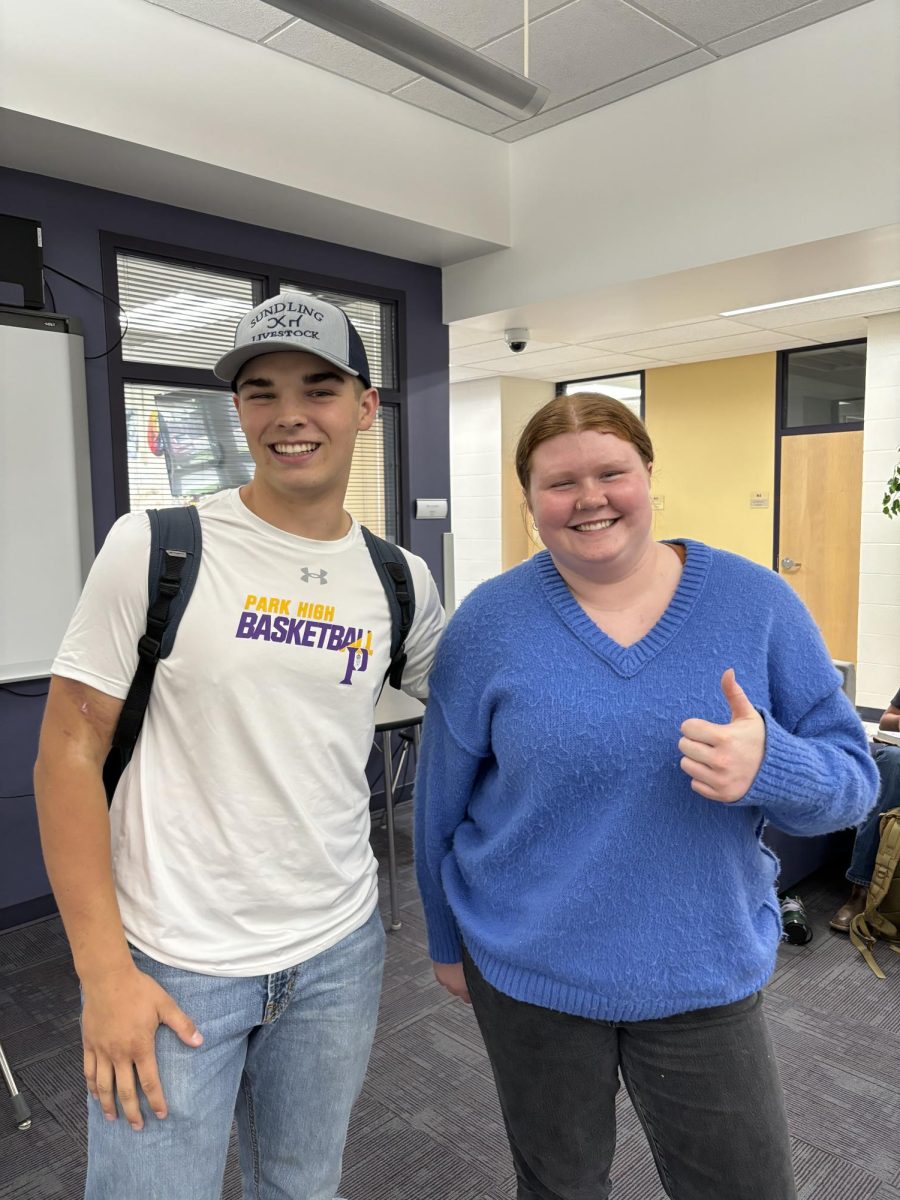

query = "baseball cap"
214;292;371;389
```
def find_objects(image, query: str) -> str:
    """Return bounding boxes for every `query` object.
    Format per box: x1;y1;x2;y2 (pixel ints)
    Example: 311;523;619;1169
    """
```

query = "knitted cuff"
424;905;463;964
736;707;831;821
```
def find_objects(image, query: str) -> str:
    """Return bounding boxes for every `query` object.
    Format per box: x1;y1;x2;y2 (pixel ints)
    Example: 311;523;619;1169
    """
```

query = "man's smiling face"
233;350;378;506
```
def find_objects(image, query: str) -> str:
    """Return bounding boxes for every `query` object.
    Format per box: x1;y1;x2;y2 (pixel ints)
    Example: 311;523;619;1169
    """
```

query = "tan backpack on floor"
849;807;900;978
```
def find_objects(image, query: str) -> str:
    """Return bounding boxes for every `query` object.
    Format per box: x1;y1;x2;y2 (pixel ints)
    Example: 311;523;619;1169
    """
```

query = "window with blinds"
115;250;401;538
123;380;398;539
280;282;397;390
117;254;257;370
123;382;250;510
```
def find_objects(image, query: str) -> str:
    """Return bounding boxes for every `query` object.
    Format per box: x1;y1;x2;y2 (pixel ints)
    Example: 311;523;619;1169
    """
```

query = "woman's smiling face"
526;429;654;576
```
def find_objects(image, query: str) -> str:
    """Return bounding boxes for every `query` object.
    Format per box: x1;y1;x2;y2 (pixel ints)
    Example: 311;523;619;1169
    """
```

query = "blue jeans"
84;908;385;1200
847;745;900;886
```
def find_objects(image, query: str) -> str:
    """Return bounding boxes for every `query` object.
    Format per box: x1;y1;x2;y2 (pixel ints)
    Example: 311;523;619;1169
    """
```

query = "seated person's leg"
831;745;900;931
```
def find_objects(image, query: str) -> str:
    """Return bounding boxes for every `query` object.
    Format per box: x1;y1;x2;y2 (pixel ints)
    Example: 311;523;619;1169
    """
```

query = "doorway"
776;341;866;665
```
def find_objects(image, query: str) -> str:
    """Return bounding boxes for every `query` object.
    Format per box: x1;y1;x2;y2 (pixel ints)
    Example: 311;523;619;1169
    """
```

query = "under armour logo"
300;567;328;585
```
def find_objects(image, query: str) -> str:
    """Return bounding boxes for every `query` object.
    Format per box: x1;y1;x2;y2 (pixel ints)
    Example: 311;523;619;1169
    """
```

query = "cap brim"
214;341;364;387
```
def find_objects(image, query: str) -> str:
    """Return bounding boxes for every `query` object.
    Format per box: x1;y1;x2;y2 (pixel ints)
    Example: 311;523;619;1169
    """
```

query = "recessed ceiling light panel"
721;280;900;316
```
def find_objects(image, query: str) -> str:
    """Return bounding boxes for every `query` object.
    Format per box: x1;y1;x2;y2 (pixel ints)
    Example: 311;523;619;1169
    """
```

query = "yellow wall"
644;354;776;566
500;377;554;569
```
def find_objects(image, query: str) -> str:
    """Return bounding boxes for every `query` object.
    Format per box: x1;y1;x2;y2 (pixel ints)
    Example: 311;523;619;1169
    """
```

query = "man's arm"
878;693;900;733
34;677;130;978
34;676;202;1131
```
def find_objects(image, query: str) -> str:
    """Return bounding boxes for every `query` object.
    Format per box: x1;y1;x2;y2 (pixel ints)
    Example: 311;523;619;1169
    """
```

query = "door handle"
780;557;802;571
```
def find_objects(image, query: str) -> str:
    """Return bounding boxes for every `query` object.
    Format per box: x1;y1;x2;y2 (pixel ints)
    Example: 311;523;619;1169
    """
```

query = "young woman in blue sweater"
415;393;878;1200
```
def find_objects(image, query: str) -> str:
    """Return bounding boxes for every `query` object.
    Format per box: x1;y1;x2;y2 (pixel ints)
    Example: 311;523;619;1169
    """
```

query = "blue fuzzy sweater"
414;542;878;1022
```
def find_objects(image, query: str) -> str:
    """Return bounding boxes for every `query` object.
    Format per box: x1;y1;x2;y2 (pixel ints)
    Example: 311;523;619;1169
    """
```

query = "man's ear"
357;387;379;432
232;393;241;419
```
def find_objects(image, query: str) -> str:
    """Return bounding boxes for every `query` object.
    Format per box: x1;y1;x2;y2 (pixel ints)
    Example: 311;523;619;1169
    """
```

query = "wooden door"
778;430;863;663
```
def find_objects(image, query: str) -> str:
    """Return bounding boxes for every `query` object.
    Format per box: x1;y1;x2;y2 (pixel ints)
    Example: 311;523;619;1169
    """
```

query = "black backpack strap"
103;506;202;803
360;526;415;691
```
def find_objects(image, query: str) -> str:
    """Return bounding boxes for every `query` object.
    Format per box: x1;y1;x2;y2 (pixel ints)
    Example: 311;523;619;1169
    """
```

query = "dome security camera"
505;328;529;353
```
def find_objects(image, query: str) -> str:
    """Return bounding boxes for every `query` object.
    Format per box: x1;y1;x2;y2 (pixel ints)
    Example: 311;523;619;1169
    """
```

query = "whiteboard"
0;311;94;682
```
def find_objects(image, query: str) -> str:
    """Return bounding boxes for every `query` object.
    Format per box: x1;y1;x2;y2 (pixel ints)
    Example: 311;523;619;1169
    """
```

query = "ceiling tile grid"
450;337;568;366
388;78;514;134
444;307;885;383
631;0;826;45
449;326;503;350
722;285;900;329
469;0;696;107
496;47;715;142
777;315;869;342
461;343;615;373
705;0;873;56
583;317;761;353
145;0;290;41
383;0;568;48
636;328;814;360
267;22;420;92
145;0;876;139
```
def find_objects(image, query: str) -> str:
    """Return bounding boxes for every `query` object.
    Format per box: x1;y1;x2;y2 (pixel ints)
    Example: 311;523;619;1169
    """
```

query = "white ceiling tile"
776;316;870;343
633;0;819;44
145;0;874;144
551;357;650;380
450;365;497;383
567;353;657;370
469;344;609;373
497;48;714;140
384;0;567;49
725;286;900;329
584;318;760;352
449;325;501;349
708;0;873;56
390;77;513;133
643;330;813;360
512;367;575;379
478;0;696;111
267;21;418;90
451;338;565;366
145;0;290;40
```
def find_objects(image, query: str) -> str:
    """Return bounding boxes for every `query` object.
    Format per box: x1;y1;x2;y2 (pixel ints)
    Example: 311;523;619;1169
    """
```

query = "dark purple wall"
0;167;449;925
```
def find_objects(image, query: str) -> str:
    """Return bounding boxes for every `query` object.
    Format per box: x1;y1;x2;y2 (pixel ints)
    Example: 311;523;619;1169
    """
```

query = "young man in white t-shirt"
34;293;446;1200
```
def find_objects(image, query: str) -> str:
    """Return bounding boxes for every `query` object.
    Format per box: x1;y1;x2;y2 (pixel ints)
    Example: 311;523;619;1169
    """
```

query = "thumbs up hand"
678;669;766;804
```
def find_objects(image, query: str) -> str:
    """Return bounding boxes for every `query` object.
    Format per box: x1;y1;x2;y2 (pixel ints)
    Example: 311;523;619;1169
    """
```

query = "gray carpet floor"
1;808;899;1199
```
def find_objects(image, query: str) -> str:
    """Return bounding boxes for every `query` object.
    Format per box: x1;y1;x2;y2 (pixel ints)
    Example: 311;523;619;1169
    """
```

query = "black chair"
372;691;425;931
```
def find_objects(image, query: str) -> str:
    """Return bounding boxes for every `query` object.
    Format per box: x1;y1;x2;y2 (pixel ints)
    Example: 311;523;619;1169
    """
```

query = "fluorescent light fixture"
266;0;550;120
721;280;900;316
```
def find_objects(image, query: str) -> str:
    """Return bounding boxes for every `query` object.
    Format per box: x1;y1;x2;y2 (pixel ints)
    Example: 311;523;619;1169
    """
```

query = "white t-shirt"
52;489;446;976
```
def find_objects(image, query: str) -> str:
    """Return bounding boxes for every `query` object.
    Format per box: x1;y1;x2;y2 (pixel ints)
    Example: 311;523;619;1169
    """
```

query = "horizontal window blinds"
116;253;400;538
117;254;256;370
124;380;396;539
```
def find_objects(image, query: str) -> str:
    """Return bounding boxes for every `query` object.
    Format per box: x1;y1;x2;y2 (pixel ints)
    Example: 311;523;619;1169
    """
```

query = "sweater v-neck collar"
534;539;712;677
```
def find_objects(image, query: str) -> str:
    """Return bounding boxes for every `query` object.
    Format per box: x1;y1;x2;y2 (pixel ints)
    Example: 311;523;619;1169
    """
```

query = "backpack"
849;807;900;979
102;506;415;804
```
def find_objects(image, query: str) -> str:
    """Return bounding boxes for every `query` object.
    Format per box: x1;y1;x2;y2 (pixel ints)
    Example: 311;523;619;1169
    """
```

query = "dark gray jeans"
462;948;797;1200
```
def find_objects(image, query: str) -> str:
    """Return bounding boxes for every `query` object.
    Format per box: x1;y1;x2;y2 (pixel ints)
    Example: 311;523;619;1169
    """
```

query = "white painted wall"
500;377;555;567
857;312;900;711
0;0;510;264
444;0;900;322
449;379;503;603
